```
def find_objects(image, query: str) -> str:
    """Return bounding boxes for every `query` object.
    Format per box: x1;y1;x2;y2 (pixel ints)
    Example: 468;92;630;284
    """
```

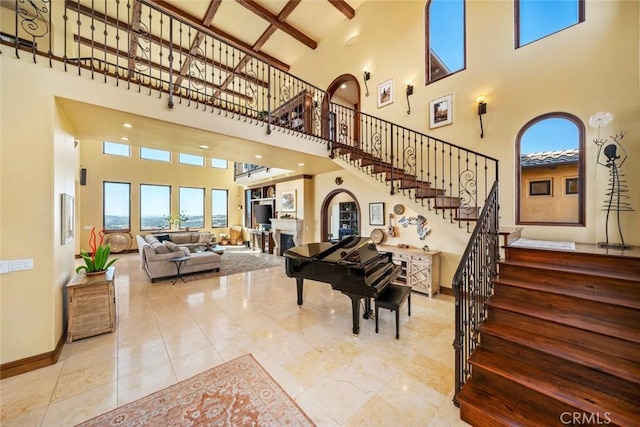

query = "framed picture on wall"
369;202;385;226
429;94;453;128
377;78;394;108
281;191;296;212
61;193;74;245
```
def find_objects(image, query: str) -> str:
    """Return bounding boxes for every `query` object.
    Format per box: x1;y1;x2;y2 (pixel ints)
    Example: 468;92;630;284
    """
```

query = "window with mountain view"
179;187;205;229
140;184;170;230
211;189;228;228
103;181;130;230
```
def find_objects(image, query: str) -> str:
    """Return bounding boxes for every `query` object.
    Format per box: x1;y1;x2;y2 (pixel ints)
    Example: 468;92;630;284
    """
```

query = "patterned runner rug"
76;354;315;426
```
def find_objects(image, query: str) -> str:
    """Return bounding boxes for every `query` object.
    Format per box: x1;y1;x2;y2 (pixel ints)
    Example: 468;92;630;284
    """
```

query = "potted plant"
76;227;118;275
219;233;230;245
163;210;190;230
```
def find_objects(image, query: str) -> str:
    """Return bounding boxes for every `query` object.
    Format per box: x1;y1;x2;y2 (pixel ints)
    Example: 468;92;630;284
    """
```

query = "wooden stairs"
333;142;479;221
456;242;640;426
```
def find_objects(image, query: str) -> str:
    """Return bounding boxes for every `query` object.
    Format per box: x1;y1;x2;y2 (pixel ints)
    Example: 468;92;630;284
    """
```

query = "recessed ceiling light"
340;84;346;89
121;136;129;141
255;155;263;159
199;145;209;149
297;163;304;166
123;123;133;128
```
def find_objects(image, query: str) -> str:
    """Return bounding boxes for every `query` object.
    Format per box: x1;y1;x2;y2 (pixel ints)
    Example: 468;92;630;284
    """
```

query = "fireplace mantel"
271;219;303;255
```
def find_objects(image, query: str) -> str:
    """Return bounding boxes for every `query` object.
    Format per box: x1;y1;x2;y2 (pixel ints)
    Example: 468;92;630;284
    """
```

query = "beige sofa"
136;234;221;282
150;231;216;252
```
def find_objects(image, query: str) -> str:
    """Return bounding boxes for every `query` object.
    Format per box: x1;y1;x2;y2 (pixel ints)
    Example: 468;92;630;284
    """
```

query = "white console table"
377;245;441;298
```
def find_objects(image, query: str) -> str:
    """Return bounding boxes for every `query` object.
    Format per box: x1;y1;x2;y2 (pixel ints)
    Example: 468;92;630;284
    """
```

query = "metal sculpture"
399;215;431;240
595;132;633;249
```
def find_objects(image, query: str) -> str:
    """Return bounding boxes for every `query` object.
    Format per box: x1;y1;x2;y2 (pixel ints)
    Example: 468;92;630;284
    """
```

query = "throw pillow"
163;241;183;252
198;233;211;243
156;234;171;243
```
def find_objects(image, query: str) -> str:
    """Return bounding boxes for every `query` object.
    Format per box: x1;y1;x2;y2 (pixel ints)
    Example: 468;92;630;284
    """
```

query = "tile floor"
1;252;469;426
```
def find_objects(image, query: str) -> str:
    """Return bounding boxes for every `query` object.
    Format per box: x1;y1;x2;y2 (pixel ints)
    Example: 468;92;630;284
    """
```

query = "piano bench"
374;284;411;339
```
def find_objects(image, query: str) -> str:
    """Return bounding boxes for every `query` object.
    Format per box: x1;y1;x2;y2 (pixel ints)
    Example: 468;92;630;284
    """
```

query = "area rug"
185;252;284;281
510;238;576;251
76;354;315;426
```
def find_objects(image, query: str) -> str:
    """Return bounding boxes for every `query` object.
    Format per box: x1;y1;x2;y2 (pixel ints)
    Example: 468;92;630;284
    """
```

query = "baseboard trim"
0;329;66;379
439;286;453;297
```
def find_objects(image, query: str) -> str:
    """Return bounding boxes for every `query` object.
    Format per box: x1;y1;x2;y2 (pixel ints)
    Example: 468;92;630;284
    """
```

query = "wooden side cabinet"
66;267;116;343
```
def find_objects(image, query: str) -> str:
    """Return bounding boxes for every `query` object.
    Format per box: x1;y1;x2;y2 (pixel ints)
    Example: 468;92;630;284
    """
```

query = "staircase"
332;141;484;224
456;243;640;426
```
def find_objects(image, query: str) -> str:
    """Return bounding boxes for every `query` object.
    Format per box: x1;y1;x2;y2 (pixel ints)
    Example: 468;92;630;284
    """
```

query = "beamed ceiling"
55;0;365;181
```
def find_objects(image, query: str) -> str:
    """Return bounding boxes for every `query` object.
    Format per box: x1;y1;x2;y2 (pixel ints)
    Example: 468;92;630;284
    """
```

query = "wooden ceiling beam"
175;0;223;88
328;0;355;19
147;0;290;71
235;0;317;49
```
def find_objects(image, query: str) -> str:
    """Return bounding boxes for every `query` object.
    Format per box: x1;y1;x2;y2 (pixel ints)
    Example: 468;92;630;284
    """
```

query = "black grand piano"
284;236;401;335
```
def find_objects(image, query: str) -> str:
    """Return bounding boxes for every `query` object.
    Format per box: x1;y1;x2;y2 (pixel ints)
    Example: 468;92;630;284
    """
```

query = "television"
254;204;273;230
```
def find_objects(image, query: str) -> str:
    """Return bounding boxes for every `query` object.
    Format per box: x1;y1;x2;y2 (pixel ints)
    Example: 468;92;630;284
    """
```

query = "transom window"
103;181;130;230
140;147;171;162
425;0;466;84
179;153;204;166
211;158;227;169
516;0;584;48
103;141;130;157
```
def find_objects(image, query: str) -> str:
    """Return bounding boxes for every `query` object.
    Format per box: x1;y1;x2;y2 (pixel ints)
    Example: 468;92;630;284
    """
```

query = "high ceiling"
59;0;365;183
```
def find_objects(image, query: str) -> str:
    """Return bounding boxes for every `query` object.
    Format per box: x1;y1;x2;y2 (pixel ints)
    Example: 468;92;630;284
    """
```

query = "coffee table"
211;245;226;255
168;255;189;285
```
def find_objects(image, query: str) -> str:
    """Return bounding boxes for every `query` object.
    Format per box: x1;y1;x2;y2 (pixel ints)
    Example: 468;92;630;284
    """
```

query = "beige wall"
78;142;243;249
292;0;640;245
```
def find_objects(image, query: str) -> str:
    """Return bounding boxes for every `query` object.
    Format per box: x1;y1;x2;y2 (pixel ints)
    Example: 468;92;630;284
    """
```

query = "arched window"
516;113;585;225
516;0;585;48
425;0;466;84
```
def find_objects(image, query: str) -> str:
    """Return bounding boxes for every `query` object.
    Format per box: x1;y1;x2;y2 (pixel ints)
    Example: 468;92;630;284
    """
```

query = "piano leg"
296;278;304;306
347;294;362;335
363;298;372;319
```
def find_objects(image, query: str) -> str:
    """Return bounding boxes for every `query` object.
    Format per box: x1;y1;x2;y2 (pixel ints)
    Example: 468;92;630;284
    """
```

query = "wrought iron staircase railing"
4;0;500;405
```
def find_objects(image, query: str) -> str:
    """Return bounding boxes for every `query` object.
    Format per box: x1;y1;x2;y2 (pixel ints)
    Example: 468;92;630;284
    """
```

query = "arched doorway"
323;74;361;148
320;189;361;242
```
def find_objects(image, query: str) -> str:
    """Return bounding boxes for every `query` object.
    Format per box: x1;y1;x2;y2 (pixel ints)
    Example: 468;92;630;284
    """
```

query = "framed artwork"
61;193;74;245
281;191;296;212
377;78;394;108
369;202;385;226
429;94;453;128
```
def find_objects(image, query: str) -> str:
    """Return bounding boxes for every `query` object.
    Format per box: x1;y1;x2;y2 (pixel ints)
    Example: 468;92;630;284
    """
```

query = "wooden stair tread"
494;276;640;310
480;321;640;384
469;348;640;425
487;296;640;344
499;259;640;283
457;381;559;427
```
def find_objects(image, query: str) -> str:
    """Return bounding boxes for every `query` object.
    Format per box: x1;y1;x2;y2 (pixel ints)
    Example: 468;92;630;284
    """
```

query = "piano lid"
285;236;378;264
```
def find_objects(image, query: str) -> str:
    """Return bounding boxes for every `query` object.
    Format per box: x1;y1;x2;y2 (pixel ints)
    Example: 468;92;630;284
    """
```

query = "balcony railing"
4;0;500;405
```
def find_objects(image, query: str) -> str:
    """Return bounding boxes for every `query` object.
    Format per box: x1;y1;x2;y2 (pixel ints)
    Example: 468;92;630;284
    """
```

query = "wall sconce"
477;95;487;138
406;82;414;115
363;71;371;97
